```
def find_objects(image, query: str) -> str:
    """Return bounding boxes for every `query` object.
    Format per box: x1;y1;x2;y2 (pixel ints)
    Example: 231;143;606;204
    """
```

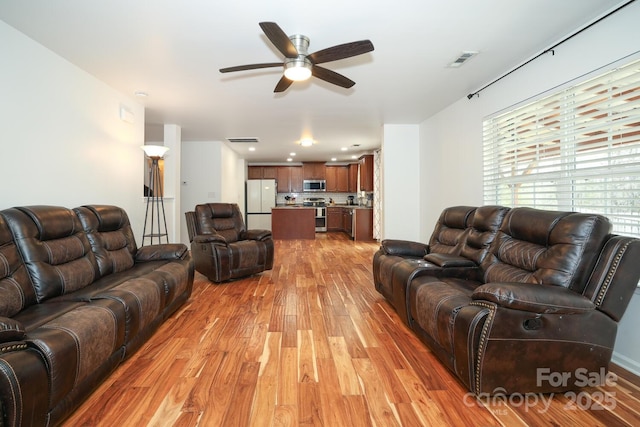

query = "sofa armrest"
0;317;25;343
136;243;189;262
380;239;429;257
424;253;476;268
472;282;595;314
192;234;227;245
241;229;272;241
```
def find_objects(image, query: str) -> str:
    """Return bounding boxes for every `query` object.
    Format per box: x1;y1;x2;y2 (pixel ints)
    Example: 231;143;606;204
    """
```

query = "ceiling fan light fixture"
299;138;314;147
284;58;312;81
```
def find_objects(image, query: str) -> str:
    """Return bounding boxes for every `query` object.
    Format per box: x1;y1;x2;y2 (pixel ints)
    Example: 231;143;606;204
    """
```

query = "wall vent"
226;137;260;143
447;51;478;68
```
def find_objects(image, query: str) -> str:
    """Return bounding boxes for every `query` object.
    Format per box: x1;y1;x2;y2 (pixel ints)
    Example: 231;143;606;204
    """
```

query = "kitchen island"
271;206;316;239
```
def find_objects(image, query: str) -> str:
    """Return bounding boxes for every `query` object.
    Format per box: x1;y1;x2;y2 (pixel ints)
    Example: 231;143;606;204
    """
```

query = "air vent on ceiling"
226;137;260;143
447;51;479;68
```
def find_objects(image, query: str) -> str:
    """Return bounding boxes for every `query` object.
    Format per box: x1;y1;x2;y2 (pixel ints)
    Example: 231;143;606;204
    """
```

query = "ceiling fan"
219;22;374;93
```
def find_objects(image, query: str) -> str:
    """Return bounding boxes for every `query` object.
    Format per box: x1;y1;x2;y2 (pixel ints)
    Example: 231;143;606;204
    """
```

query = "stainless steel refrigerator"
246;179;276;230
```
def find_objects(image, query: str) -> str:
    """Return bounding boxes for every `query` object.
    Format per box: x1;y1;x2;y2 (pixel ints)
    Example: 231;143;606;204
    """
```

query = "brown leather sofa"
0;205;194;427
373;205;640;395
185;203;274;283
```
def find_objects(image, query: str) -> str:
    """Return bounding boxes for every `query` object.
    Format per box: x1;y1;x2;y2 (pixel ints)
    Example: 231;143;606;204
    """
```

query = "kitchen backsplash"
276;192;373;206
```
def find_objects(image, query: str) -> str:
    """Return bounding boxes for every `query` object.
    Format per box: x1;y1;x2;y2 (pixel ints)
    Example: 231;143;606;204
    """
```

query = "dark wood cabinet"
302;162;326;180
325;166;349;192
353;208;374;241
348;163;359;193
276;167;291;193
327;207;373;240
327;207;342;231
248;166;277;180
290;166;303;192
342;208;353;235
250;166;303;193
263;167;277;179
248;166;262;179
359;155;374;192
276;166;303;193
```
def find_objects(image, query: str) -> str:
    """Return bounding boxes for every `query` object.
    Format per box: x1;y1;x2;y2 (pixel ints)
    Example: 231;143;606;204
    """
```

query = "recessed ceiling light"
299;138;314;147
341;147;348;151
351;155;358;159
290;152;296;156
134;91;148;97
331;157;337;161
287;157;293;162
248;147;256;151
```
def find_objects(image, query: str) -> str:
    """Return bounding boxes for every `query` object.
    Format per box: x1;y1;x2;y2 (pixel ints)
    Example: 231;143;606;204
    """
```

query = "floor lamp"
142;145;170;245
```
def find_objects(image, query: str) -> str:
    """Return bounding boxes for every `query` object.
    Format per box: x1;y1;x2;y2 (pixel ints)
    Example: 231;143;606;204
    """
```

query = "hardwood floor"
64;233;640;426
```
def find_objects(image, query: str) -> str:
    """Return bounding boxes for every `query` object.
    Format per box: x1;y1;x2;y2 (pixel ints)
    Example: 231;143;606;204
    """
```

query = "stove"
303;198;326;232
302;197;326;207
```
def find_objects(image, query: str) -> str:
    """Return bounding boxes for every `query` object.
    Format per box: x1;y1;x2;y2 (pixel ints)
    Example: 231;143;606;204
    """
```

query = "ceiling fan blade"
274;76;294;93
308;40;374;64
312;66;355;88
259;22;298;58
219;62;283;73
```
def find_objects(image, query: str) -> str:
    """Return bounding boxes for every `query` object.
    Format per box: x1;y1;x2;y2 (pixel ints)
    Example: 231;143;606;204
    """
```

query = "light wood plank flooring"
64;233;640;426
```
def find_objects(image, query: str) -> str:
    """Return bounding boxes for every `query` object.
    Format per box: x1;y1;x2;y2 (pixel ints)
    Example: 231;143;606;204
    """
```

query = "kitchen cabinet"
290;166;303;192
325;166;349;192
248;166;262;179
276;166;303;193
327;207;342;231
328;206;374;240
302;162;326;180
348;163;359;193
342;208;353;236
353;208;374;241
271;207;315;239
359;155;374;192
248;166;277;180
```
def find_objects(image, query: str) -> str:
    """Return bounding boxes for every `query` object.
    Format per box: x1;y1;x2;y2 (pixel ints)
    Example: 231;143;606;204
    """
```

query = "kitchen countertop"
327;204;373;209
274;204;372;209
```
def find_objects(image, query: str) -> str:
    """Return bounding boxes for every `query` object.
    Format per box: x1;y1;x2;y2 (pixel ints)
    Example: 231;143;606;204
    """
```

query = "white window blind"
483;58;640;238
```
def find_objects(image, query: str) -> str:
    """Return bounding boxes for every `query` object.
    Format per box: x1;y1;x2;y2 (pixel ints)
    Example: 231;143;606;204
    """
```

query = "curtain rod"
467;0;636;100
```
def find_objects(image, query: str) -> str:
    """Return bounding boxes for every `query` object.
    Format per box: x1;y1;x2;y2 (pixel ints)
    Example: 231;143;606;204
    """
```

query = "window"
483;58;640;238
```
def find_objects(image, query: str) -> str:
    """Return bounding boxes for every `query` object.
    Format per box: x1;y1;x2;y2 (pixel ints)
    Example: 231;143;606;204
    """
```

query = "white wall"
380;124;421;240
418;2;640;374
179;140;245;245
0;20;145;235
220;142;246;211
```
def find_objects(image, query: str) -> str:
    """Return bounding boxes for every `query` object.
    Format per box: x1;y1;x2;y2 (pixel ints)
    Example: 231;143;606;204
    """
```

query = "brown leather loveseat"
0;204;194;427
373;205;640;395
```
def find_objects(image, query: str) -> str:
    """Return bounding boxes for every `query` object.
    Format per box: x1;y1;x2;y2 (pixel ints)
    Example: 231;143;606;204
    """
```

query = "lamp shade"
141;145;169;158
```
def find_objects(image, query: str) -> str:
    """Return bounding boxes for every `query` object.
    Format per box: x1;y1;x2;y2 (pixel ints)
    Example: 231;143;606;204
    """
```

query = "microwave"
303;179;326;192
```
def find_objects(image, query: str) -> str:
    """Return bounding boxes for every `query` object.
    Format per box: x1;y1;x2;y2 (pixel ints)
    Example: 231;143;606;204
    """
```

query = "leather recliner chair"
186;203;274;283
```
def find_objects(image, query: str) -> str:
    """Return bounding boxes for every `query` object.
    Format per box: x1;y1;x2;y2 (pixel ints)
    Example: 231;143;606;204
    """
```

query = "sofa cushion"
411;276;479;354
195;203;243;243
428;206;476;255
0;214;38;317
74;205;137;277
459;205;510;264
229;240;265;269
2;206;99;302
482;208;612;292
25;298;126;407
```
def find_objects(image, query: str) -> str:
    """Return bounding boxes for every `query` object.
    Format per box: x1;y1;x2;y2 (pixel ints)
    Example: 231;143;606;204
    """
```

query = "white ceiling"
0;0;628;163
